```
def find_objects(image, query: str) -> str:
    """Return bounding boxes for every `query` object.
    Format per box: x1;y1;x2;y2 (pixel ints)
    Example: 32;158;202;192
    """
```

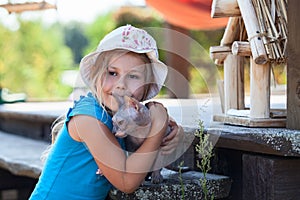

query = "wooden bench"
0;130;47;199
0;102;70;142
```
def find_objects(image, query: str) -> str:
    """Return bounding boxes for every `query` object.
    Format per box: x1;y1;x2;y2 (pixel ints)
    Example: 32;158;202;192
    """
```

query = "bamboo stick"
252;0;287;63
261;0;279;39
279;0;287;22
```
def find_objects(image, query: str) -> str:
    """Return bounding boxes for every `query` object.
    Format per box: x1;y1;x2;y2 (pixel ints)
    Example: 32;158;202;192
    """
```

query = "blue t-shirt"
30;93;124;200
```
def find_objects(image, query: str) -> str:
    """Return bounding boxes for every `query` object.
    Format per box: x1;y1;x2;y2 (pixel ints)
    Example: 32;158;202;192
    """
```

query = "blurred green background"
0;6;286;100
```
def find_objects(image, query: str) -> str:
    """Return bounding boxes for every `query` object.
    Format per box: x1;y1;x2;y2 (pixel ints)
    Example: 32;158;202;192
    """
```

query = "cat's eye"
118;120;124;126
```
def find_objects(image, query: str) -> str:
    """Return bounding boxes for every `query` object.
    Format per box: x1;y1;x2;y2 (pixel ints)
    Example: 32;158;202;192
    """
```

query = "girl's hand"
160;119;184;155
146;101;169;137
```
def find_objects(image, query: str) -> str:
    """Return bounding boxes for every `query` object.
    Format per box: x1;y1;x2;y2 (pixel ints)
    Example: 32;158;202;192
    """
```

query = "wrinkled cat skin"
112;94;151;141
112;94;169;184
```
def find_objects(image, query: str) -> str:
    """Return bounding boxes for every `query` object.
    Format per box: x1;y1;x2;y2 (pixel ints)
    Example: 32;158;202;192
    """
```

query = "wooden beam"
237;0;268;65
232;41;251;56
287;0;300;130
0;2;56;13
210;45;231;61
211;0;241;18
220;17;241;46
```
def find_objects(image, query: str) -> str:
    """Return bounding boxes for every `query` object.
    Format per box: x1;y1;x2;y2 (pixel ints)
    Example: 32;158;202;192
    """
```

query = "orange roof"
146;0;228;30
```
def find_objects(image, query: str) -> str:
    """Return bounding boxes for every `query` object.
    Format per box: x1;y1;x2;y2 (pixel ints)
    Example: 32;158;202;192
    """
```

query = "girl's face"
98;52;147;112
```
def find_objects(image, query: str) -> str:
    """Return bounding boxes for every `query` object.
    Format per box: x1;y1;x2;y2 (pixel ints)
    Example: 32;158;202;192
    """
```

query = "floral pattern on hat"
121;25;156;52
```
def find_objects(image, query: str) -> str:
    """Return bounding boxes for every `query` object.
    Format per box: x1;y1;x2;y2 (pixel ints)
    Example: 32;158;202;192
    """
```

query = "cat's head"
112;94;151;138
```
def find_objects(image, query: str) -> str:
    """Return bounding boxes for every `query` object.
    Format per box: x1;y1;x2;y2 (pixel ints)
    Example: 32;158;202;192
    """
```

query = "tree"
63;22;88;64
0;20;73;99
83;13;116;55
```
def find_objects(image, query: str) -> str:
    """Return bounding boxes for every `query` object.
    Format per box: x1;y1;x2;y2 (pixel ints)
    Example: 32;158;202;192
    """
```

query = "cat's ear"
124;95;140;111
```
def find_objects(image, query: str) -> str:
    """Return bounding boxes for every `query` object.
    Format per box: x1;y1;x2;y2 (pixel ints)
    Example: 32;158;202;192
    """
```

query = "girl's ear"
124;95;140;111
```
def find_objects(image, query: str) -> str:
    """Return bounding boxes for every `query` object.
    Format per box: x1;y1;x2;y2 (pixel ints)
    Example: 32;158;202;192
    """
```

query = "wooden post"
224;54;244;113
237;0;268;65
211;0;240;18
287;0;300;130
250;57;270;118
237;57;245;110
164;23;190;98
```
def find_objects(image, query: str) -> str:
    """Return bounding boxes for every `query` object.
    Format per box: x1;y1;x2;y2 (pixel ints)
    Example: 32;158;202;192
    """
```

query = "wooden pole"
287;0;300;129
249;57;270;118
221;17;241;46
211;0;241;18
232;41;251;56
237;0;268;65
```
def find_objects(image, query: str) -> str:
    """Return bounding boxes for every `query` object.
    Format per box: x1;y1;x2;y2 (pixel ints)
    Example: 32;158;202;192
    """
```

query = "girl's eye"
108;71;117;76
128;74;139;79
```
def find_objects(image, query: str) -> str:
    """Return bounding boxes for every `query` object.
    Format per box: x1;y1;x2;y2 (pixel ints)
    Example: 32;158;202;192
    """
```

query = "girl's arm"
68;102;168;193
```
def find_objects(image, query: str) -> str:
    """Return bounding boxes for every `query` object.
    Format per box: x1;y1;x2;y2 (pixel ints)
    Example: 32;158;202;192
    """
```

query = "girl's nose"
115;76;127;93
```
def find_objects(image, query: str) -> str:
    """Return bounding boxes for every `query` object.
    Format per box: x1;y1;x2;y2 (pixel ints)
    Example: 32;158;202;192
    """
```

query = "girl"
30;25;182;199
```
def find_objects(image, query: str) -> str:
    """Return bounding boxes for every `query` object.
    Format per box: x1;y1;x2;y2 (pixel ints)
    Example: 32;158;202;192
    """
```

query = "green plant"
178;161;185;200
195;120;214;200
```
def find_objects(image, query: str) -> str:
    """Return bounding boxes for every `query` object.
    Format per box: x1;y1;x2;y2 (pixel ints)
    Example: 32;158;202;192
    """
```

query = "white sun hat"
79;24;168;100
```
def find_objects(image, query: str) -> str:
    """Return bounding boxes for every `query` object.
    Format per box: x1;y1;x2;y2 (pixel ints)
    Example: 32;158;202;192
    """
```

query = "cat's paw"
151;170;164;184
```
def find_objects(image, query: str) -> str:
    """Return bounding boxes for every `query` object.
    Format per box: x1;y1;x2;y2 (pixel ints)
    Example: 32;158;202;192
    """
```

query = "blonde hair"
40;115;65;162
